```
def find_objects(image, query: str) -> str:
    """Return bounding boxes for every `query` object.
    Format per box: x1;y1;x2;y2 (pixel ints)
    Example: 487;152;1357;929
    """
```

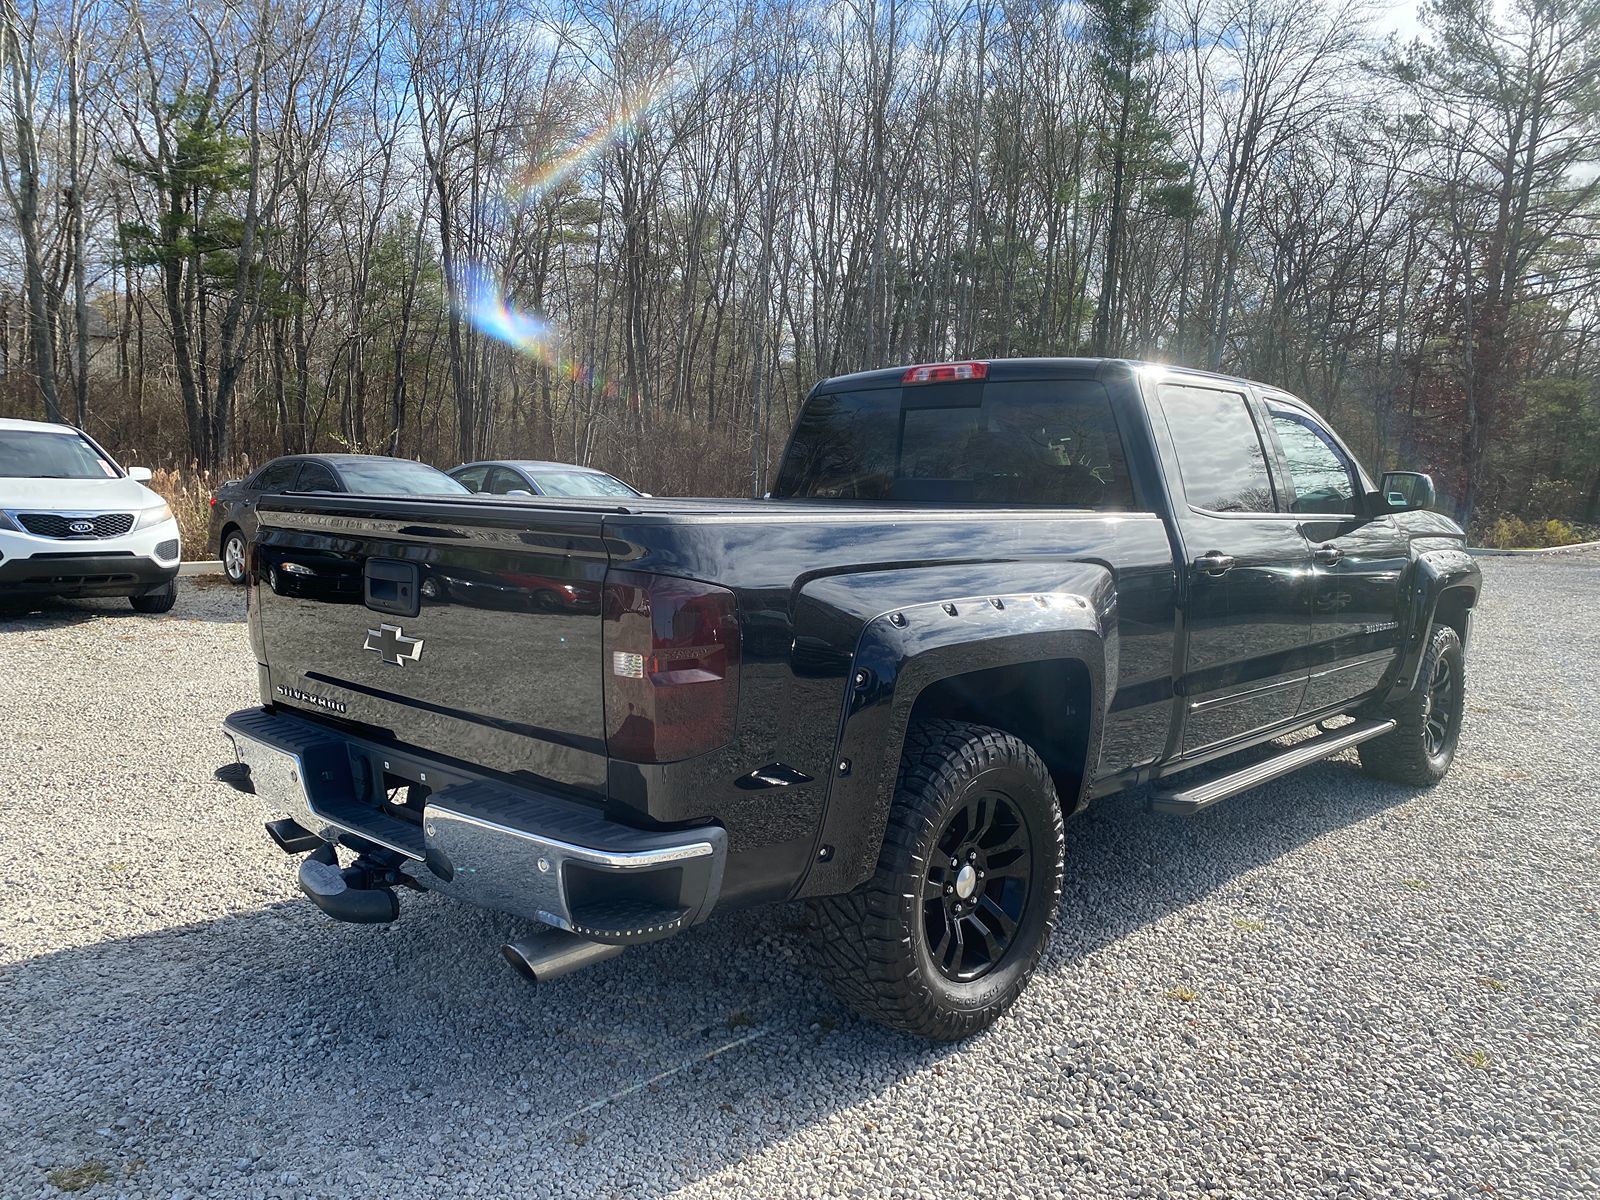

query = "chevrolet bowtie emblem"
364;622;424;666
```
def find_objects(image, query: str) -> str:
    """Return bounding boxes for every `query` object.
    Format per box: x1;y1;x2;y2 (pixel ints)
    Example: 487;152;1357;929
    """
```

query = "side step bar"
1152;718;1396;815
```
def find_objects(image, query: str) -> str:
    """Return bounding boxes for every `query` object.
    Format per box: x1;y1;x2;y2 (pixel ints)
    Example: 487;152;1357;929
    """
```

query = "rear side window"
773;379;1135;509
253;460;301;493
1158;385;1276;514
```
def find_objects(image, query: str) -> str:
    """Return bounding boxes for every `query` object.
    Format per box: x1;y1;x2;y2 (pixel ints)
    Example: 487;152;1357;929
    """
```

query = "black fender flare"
795;576;1112;898
1387;544;1481;700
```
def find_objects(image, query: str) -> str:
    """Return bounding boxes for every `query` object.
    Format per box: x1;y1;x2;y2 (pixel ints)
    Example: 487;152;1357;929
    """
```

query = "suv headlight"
133;500;175;531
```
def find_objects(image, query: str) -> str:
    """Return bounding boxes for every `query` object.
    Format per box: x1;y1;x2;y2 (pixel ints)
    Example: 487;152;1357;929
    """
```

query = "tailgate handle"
364;559;420;618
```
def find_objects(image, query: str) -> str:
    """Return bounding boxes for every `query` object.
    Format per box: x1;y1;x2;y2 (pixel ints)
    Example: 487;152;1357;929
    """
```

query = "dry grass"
146;466;227;559
46;1161;111;1193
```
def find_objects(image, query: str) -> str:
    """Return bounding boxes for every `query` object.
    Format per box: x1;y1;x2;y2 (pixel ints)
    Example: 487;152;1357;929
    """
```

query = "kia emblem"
69;520;95;534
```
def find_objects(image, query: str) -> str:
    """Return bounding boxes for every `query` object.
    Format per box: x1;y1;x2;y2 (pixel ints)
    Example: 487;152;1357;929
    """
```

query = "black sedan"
209;454;467;584
447;460;643;499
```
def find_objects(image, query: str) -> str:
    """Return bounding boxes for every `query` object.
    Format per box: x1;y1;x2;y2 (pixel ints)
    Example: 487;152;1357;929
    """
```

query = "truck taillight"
902;360;988;384
602;570;740;763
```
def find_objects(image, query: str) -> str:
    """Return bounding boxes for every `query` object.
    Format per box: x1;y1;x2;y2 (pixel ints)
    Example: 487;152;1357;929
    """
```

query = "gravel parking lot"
2;555;1596;1200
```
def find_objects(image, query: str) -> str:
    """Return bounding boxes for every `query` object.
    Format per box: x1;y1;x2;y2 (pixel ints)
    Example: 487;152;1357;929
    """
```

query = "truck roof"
815;357;1280;397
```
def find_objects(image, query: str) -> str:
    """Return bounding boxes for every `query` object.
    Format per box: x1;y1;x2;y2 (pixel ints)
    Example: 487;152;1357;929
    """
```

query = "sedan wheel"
223;531;248;585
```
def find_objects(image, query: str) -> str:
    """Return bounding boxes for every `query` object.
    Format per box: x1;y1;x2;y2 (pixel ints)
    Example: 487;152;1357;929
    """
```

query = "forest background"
2;0;1596;550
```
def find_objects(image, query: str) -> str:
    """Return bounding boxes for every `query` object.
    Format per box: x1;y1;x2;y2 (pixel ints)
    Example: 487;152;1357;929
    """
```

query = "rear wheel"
1359;623;1465;785
131;581;177;614
806;720;1065;1041
222;528;247;585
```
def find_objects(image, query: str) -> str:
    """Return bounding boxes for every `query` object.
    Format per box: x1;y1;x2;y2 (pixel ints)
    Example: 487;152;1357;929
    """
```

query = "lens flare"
515;74;683;203
461;263;551;353
458;62;696;409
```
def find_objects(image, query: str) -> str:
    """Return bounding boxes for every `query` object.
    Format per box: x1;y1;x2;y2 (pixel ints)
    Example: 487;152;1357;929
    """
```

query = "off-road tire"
805;720;1065;1041
131;581;177;614
1358;623;1464;785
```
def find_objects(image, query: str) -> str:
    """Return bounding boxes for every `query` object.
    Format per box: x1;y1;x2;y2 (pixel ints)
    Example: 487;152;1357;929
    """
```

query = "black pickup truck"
218;358;1480;1039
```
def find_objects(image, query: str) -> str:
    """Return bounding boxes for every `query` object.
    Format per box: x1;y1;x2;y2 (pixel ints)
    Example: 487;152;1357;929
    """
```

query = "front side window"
1268;408;1358;515
773;379;1135;509
452;465;490;493
1158;385;1276;514
295;462;339;492
0;430;117;479
486;468;531;495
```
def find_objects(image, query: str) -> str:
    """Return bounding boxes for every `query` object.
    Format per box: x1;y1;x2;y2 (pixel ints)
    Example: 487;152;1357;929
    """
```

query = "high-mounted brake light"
902;361;989;384
602;570;741;763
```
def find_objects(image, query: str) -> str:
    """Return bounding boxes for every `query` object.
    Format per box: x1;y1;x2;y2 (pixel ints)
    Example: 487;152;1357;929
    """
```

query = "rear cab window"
772;378;1137;509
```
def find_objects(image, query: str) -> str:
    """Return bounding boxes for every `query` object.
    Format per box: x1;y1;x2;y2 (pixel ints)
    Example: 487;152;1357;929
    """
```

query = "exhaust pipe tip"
502;929;625;985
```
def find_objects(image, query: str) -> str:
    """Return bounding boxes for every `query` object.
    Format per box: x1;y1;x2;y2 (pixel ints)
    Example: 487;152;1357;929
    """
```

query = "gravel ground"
1;557;1596;1200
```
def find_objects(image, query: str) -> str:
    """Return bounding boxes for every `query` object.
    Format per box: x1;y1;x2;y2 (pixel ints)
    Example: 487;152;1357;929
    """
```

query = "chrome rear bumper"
222;707;725;944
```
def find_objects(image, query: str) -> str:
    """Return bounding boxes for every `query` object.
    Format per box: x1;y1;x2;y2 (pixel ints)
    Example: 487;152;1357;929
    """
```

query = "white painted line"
535;1024;774;1135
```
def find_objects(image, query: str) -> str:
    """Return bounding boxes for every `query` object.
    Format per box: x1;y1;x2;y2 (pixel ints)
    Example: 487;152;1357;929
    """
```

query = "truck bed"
248;491;1176;832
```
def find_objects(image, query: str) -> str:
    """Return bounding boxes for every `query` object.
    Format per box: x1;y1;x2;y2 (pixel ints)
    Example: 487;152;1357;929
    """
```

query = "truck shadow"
2;758;1412;1196
0;579;243;627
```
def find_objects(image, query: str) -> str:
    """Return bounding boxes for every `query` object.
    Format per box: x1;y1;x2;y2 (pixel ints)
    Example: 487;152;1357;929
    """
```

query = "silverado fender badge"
364;622;424;666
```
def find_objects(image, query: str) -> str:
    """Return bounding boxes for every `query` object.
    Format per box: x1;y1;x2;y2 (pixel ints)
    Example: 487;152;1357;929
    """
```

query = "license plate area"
364;558;420;618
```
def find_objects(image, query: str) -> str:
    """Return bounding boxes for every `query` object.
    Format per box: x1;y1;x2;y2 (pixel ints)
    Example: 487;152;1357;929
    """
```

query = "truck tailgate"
251;497;616;791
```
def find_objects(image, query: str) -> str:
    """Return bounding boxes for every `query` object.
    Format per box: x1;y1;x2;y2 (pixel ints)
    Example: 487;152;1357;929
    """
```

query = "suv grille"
16;512;136;539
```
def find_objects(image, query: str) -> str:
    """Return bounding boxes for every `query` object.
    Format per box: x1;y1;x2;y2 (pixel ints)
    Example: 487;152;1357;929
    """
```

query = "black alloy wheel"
1422;653;1454;758
923;789;1033;983
1359;622;1465;785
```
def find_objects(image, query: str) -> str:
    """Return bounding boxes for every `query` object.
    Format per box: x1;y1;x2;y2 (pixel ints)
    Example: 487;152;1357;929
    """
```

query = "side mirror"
506;489;534;497
1377;471;1434;513
127;466;153;482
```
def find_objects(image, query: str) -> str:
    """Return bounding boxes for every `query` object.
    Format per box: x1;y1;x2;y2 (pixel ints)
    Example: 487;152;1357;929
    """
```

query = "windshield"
532;470;639;498
0;430;118;479
771;379;1136;509
337;460;470;495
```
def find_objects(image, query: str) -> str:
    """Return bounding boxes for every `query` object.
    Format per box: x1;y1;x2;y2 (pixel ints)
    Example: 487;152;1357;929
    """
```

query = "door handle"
1193;552;1236;575
1312;545;1344;565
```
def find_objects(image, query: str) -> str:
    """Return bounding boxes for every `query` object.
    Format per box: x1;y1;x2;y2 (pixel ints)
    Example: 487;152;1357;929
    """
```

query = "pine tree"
1084;0;1193;357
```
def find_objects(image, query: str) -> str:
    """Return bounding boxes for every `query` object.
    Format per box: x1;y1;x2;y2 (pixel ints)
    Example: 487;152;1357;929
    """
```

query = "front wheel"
222;529;247;585
1359;623;1465;785
806;720;1065;1041
131;581;177;614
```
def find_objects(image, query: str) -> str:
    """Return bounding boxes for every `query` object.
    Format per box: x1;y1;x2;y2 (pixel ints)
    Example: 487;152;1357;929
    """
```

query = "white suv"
0;418;182;613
